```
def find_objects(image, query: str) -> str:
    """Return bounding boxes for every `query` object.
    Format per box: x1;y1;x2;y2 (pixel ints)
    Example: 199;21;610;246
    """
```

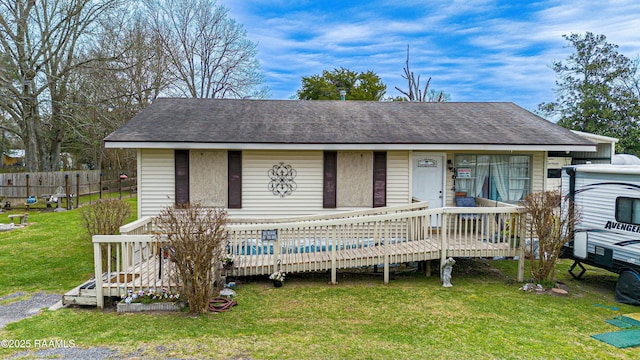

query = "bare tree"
0;0;124;171
395;45;448;102
65;16;173;170
144;0;267;99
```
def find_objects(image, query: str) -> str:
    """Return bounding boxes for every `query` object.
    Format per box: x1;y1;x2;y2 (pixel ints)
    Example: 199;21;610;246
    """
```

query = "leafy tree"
297;67;386;101
538;32;640;155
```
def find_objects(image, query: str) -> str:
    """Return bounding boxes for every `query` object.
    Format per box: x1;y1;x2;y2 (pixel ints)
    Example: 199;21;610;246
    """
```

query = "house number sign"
417;159;437;167
268;162;297;198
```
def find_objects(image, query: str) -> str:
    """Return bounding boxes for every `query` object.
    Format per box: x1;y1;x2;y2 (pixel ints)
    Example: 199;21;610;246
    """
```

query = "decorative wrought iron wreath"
268;162;297;198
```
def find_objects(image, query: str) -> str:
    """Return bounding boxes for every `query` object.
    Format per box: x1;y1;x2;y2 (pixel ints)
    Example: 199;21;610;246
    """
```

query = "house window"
175;150;190;205
228;151;242;209
323;151;337;208
454;154;531;203
616;197;640;225
373;152;387;208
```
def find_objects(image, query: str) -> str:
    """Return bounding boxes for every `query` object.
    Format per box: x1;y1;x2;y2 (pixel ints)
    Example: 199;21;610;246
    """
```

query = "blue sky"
221;0;640;112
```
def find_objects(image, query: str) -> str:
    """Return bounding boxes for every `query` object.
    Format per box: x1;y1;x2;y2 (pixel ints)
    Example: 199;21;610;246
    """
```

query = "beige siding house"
104;99;597;218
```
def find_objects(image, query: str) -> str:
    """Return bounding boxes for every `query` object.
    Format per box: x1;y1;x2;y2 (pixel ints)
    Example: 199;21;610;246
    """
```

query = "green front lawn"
0;203;638;359
0;200;137;294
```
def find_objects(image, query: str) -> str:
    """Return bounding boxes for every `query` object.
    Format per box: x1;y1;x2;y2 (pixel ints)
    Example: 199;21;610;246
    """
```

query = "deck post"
517;212;526;282
423;215;432;277
274;232;281;276
330;226;337;284
93;240;104;308
383;220;389;285
440;213;448;279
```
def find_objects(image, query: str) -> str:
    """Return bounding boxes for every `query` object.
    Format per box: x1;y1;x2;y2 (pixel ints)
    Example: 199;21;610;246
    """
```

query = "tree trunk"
22;96;41;172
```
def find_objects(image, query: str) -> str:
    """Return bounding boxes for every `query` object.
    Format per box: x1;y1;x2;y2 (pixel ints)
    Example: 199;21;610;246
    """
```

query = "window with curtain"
454;154;531;203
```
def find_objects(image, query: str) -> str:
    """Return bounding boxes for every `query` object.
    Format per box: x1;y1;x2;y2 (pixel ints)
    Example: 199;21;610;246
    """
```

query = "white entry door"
412;153;445;209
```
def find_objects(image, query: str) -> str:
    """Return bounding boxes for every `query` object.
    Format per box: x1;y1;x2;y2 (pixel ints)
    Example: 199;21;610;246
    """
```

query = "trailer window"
616;197;640;224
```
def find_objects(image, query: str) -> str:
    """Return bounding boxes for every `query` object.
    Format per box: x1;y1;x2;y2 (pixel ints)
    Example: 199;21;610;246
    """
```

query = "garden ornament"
442;257;456;287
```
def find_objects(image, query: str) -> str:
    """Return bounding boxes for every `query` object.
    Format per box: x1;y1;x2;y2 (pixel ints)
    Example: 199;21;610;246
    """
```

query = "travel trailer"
561;164;640;278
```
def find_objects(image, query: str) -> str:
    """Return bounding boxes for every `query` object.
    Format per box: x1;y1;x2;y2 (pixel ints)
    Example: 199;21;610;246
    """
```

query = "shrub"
153;202;228;314
521;190;580;282
81;199;131;237
81;199;132;271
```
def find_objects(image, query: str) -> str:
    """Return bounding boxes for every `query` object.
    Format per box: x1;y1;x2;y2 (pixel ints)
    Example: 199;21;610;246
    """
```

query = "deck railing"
92;200;525;308
92;233;179;308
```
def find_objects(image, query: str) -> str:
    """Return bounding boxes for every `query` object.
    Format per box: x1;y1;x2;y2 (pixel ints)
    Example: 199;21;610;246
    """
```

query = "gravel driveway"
1;292;120;359
0;292;62;329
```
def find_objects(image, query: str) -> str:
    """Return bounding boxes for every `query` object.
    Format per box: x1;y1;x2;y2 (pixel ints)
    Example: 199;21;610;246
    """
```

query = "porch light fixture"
447;159;454;172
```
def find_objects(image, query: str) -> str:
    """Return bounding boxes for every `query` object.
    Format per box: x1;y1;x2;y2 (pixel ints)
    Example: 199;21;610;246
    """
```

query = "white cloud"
221;0;640;110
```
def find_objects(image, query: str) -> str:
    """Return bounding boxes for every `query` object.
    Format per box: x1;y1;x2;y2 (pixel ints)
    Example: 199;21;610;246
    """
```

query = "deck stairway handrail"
92;200;525;308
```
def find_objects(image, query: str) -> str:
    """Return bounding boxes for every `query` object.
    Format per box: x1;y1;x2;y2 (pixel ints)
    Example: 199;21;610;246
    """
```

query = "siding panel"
139;149;175;217
235;151;324;217
387;151;410;206
532;151;545;193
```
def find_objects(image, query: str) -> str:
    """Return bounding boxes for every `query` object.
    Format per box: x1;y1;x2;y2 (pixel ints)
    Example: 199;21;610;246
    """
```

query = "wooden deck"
72;201;526;308
74;234;513;302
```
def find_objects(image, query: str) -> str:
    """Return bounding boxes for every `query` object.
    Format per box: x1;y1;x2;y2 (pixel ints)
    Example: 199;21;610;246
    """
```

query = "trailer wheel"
615;269;640;305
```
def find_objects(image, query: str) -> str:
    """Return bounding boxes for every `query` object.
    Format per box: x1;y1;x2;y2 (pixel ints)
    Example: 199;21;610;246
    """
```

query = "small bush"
154;202;228;314
81;199;132;272
521;190;580;282
81;199;132;237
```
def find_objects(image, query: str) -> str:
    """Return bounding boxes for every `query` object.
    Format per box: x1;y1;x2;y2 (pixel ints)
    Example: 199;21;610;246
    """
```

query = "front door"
412;153;445;209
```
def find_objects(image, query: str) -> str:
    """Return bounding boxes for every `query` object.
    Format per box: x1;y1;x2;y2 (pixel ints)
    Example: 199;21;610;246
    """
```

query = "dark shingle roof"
104;98;593;147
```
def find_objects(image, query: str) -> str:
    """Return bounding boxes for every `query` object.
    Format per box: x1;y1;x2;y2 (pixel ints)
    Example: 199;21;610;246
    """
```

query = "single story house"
1;149;25;168
104;98;596;218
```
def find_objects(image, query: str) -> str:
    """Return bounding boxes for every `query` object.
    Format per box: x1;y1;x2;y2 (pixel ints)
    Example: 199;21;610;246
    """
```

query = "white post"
383;220;389;285
330;226;337;284
517;211;526;282
440;213;448;278
274;231;281;275
93;240;104;308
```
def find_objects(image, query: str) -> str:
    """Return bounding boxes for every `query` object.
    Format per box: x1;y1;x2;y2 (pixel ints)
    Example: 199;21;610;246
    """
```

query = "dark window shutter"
373;152;387;208
228;151;242;209
175;150;190;206
323;151;337;208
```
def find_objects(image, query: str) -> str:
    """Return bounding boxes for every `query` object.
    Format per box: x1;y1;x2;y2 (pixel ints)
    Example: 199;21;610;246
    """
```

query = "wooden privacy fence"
0;170;136;208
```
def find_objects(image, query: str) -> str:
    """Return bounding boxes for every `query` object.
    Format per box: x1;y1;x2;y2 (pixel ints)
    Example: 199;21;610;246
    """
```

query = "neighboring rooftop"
104;98;595;151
